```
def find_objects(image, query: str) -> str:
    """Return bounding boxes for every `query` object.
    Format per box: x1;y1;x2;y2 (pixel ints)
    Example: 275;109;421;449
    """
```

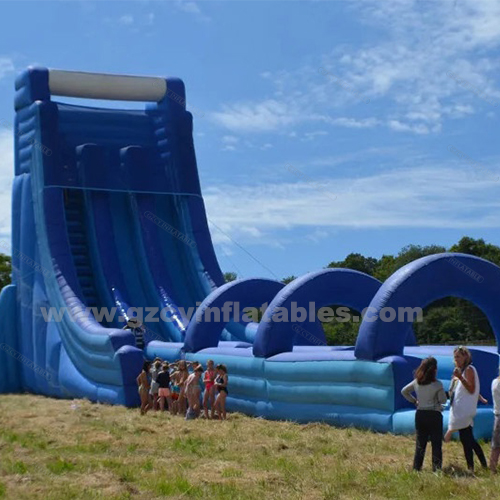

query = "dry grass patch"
0;394;499;499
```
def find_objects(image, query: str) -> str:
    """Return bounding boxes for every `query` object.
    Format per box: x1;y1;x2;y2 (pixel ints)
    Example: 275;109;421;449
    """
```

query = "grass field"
0;395;499;499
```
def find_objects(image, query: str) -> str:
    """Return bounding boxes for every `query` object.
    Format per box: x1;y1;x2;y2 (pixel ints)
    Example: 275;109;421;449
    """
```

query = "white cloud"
0;58;15;81
211;99;300;133
306;229;330;244
174;1;210;21
318;0;500;132
204;159;500;246
327;117;379;129
302;131;328;141
221;135;239;151
212;1;500;135
118;15;134;26
0;129;13;249
176;1;201;15
388;120;429;135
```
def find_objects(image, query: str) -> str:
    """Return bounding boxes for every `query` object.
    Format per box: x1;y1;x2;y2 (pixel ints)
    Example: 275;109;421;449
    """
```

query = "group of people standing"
136;358;229;420
136;343;499;474
402;346;500;473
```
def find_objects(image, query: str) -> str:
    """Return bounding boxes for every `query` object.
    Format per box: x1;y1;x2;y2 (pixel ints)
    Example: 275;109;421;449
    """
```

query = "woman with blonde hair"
444;346;487;472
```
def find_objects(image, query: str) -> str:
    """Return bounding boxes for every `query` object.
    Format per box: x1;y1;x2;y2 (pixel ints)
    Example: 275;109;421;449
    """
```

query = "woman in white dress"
444;346;487;471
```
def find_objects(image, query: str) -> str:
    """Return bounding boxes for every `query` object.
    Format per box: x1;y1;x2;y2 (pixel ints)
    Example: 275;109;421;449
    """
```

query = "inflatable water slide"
1;67;499;437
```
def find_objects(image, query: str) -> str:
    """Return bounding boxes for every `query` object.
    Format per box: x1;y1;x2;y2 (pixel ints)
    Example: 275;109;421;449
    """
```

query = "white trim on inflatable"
48;69;167;102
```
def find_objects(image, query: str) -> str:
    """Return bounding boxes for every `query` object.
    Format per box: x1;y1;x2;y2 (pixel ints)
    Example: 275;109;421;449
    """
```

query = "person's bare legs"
179;388;187;415
187;389;201;417
219;392;227;420
186;391;195;415
214;392;227;420
490;448;500;473
166;396;173;415
140;392;150;415
203;388;210;418
209;386;216;419
159;394;170;413
194;388;201;416
152;393;159;411
213;393;221;418
444;429;454;442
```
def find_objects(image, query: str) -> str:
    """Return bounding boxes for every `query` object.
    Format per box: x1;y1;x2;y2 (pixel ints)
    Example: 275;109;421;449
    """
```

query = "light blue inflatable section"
184;348;396;432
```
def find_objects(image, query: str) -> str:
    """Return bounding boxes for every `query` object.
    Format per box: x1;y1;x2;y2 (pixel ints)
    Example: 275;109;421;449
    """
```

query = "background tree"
0;253;11;290
327;253;378;276
449;236;500;265
223;272;237;283
319;238;496;346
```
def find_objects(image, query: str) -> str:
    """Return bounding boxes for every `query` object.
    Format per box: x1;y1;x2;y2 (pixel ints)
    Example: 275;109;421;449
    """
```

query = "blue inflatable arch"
183;278;285;352
355;253;500;360
253;269;382;358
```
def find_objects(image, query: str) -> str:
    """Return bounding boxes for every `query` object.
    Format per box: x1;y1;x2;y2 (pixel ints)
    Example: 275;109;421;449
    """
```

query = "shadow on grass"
442;464;476;478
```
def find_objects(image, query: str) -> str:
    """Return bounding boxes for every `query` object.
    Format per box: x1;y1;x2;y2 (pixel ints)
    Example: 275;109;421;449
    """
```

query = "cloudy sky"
0;0;499;281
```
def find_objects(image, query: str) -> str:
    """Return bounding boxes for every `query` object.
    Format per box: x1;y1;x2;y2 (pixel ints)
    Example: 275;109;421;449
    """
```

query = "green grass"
46;458;76;474
0;394;499;499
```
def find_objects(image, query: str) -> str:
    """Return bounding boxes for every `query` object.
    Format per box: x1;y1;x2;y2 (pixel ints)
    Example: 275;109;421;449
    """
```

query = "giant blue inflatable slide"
1;67;500;438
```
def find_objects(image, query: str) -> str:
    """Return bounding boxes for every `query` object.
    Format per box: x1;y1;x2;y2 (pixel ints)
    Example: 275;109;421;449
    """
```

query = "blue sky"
0;0;499;282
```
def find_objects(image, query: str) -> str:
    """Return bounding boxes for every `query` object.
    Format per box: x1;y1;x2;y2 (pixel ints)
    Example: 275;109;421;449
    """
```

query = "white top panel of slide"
48;69;167;102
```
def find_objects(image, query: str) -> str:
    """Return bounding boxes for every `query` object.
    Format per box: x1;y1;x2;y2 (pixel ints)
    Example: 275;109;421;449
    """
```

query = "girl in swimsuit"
136;361;151;415
214;364;229;420
203;359;216;419
167;363;180;415
185;365;204;418
149;359;162;411
176;360;190;415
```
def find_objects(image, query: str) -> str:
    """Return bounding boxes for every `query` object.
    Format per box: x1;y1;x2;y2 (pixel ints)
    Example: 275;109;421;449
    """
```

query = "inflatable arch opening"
253;269;383;357
355;253;500;361
183;278;286;352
